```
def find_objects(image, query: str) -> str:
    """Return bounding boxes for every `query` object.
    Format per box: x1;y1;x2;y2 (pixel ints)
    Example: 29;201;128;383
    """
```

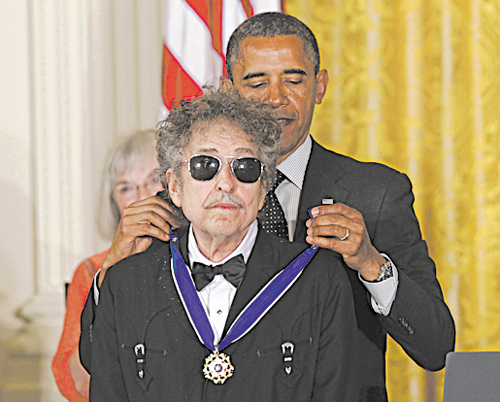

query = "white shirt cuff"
359;254;399;316
93;269;101;306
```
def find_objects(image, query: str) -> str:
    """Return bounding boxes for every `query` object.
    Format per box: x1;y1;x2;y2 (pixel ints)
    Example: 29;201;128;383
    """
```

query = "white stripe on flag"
250;0;282;15
164;0;223;87
222;1;283;55
222;0;248;55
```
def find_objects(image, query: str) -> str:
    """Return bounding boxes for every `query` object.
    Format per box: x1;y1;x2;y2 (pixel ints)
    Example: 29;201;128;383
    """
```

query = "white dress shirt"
188;220;258;345
276;134;399;316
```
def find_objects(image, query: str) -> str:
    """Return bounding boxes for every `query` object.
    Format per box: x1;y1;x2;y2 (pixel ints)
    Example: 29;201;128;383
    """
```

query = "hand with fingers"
305;202;386;281
99;195;186;285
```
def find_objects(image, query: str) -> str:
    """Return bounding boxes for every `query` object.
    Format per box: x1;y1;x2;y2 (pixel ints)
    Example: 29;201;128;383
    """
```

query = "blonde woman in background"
52;130;163;401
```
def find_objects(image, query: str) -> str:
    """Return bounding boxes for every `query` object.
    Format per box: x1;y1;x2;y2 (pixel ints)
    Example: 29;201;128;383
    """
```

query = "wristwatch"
369;259;394;282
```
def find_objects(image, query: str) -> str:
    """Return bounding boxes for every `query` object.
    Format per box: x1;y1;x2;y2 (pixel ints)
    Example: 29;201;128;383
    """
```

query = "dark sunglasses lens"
189;155;220;181
232;158;262;183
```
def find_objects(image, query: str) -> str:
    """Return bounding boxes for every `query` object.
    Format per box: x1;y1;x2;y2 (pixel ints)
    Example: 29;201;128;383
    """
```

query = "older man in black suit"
84;12;455;402
86;89;358;401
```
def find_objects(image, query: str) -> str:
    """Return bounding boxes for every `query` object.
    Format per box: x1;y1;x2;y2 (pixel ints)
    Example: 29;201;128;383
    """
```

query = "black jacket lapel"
156;229;200;343
221;229;295;338
294;140;349;243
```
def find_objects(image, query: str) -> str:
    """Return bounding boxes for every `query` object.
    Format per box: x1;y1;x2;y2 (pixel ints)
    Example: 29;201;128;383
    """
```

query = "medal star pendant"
203;350;234;384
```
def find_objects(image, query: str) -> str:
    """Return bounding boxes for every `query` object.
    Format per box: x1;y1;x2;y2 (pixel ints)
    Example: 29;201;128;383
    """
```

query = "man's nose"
264;82;288;107
216;162;236;192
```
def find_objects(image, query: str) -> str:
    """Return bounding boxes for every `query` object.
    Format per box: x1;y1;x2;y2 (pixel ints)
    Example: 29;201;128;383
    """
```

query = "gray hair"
226;12;320;81
97;130;158;241
156;88;281;200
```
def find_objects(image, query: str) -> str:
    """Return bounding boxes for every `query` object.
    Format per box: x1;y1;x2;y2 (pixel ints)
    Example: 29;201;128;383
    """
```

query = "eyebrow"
242;72;266;80
194;147;256;155
283;68;307;76
242;69;307;81
195;147;218;154
233;147;256;155
114;181;132;186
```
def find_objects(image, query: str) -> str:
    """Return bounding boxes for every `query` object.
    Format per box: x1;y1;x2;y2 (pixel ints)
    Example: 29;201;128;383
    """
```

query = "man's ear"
166;169;182;207
258;183;267;211
219;76;234;92
315;69;329;105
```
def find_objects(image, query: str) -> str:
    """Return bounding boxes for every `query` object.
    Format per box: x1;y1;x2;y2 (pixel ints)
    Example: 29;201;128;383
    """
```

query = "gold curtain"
286;0;500;400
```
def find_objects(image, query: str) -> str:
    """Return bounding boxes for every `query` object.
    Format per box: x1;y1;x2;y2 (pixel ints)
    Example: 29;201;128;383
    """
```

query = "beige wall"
0;1;163;400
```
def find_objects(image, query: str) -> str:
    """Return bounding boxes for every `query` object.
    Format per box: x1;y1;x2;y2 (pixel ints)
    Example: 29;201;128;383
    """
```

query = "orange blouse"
52;249;109;402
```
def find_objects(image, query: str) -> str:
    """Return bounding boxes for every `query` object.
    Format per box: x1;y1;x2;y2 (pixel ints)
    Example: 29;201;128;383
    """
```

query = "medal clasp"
134;343;146;379
281;341;295;375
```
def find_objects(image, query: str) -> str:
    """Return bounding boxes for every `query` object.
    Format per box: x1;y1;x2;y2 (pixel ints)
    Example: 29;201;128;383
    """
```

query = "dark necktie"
191;254;246;291
261;170;289;239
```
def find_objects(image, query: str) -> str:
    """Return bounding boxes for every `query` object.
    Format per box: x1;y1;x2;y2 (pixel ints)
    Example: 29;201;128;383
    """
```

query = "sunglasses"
182;154;264;183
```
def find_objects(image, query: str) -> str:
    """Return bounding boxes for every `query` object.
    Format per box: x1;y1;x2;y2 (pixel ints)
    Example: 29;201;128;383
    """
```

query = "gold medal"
203;350;234;384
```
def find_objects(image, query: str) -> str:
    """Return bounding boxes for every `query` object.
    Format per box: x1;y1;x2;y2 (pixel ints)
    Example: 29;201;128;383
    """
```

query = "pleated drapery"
287;1;500;400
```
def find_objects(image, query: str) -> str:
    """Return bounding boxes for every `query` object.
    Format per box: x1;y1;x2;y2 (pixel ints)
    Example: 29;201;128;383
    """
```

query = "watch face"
377;260;393;282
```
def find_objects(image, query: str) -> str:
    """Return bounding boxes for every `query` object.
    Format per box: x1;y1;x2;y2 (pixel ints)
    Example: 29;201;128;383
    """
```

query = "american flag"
162;0;282;110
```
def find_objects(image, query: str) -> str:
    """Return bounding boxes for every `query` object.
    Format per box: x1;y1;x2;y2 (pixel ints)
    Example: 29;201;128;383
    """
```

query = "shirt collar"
188;220;258;267
277;134;312;190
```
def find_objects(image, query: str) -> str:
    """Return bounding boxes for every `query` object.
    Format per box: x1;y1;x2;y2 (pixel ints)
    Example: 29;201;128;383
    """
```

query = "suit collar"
154;228;202;344
172;225;189;261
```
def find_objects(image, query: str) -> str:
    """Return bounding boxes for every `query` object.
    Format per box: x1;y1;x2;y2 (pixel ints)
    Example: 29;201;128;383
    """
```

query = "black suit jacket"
86;228;359;402
291;140;455;401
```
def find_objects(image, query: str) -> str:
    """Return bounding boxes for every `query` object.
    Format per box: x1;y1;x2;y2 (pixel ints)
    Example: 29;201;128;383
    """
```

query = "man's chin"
279;132;308;160
202;222;243;239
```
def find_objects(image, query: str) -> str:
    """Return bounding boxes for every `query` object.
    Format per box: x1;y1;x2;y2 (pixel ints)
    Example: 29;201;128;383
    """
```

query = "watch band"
374;259;394;282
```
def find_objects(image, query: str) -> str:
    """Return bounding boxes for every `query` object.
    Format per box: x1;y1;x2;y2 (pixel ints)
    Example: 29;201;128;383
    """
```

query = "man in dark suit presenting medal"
87;89;359;401
83;12;455;402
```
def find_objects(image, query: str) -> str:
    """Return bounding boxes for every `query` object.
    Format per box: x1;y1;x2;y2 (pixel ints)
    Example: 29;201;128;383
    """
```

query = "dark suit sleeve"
79;281;97;374
88;271;129;401
312;255;359;402
372;172;455;370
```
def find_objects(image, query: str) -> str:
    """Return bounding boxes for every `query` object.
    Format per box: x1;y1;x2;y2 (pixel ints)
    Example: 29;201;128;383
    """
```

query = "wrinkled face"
113;155;163;214
229;35;328;164
167;119;266;242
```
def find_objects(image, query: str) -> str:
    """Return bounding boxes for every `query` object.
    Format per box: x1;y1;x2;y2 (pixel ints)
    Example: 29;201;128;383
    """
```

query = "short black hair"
226;12;320;81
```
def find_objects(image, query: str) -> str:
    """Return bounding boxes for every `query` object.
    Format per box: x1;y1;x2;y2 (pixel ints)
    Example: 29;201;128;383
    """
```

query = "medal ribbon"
169;228;318;352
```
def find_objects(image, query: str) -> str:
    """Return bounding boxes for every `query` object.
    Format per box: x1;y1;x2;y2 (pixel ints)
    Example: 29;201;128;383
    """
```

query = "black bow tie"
191;254;246;291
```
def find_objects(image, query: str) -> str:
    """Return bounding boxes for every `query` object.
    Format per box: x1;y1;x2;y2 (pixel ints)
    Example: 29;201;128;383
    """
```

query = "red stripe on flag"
185;0;223;56
162;45;204;110
162;0;283;111
241;0;254;18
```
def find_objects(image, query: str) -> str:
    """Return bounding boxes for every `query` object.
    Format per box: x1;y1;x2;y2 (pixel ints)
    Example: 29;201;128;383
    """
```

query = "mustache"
204;193;243;209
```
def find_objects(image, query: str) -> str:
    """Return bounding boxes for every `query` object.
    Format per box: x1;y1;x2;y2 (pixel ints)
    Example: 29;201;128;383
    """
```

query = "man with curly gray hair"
155;89;279;195
85;89;358;401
